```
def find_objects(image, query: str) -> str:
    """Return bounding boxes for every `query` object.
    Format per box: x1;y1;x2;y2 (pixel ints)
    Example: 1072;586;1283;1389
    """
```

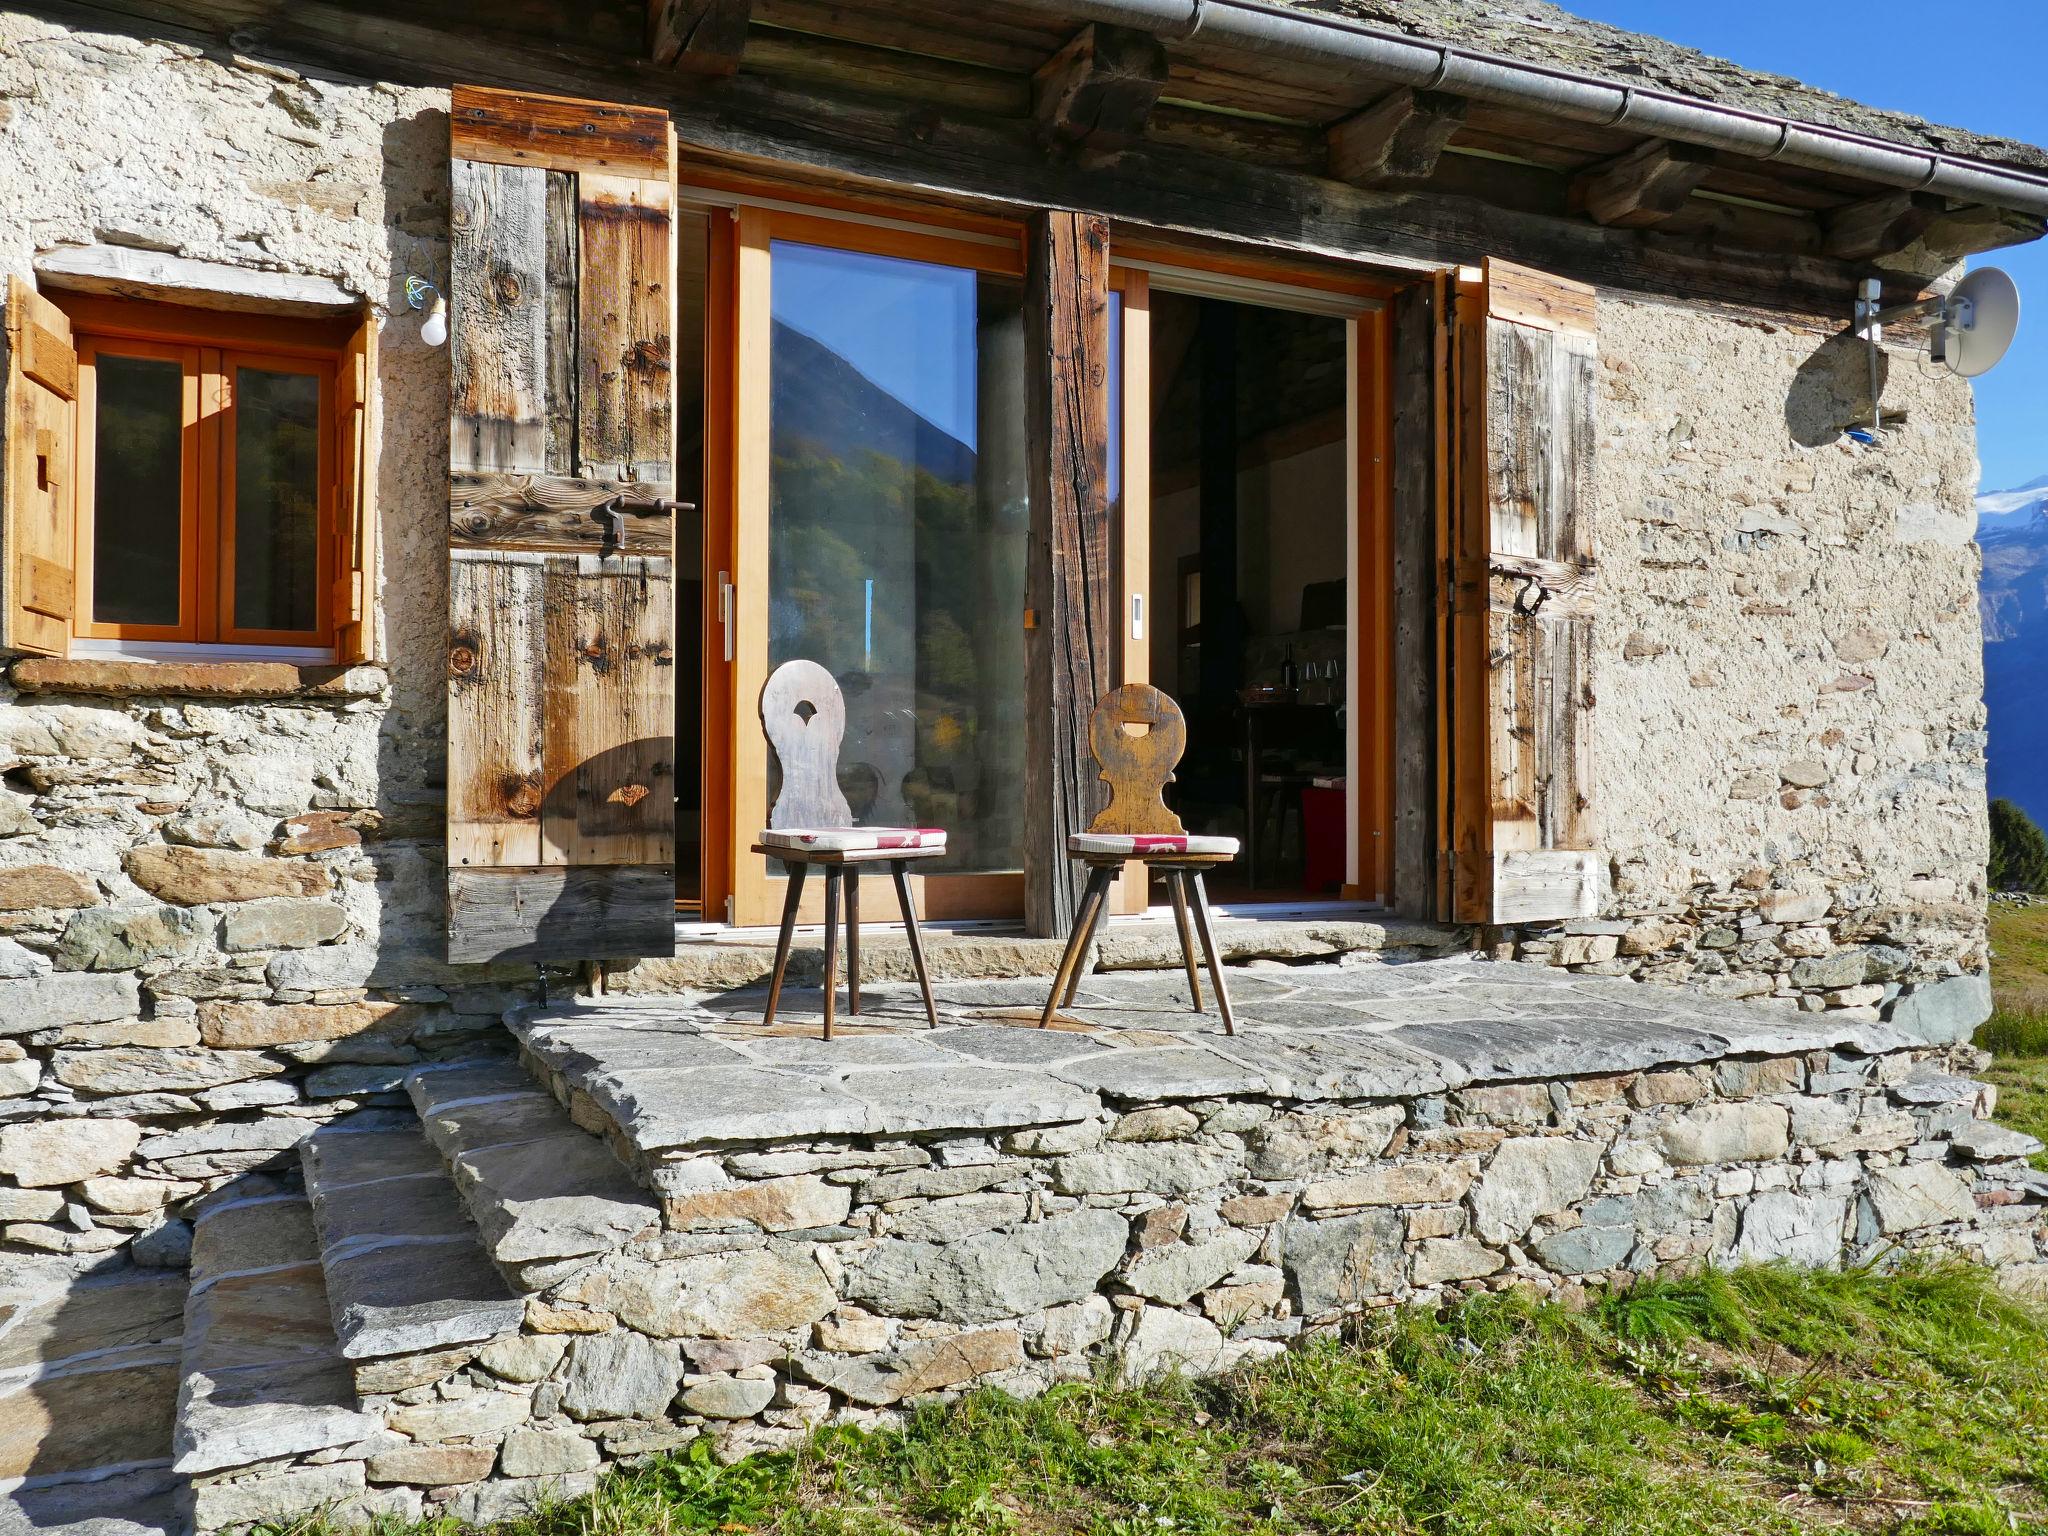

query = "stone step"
404;1060;661;1290
173;1178;379;1477
0;1265;184;1499
297;1114;525;1361
605;915;1471;995
0;1466;187;1536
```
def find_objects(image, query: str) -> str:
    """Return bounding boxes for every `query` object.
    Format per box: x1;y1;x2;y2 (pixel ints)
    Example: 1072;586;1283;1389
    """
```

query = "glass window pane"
232;366;322;634
768;240;1027;874
91;354;184;628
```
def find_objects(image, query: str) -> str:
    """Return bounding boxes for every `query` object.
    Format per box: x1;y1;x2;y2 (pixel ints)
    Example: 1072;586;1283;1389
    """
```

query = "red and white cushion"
1066;832;1239;858
758;827;948;853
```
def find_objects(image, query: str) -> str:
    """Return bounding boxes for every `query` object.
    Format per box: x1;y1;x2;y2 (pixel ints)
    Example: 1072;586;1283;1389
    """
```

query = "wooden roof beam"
1327;88;1467;186
647;0;751;75
1571;139;1713;228
1033;24;1169;154
1919;202;2047;260
1823;190;1944;260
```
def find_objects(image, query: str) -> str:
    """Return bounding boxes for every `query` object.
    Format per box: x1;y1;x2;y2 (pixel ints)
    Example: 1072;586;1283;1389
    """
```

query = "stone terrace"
3;956;2043;1533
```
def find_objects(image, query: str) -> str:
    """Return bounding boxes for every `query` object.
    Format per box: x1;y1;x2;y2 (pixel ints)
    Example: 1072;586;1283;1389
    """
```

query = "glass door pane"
765;240;1027;876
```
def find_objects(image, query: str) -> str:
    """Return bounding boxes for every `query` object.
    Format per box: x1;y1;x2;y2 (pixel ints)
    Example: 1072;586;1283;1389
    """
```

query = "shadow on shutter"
444;86;681;965
1443;258;1600;926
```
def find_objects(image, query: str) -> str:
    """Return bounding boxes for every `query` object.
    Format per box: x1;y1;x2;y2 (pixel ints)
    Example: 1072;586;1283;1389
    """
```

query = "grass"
267;1263;2048;1536
263;908;2048;1536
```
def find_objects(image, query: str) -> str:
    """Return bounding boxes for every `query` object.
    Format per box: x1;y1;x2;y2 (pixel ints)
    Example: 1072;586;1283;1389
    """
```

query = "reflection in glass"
768;241;1027;874
233;366;322;634
91;354;184;628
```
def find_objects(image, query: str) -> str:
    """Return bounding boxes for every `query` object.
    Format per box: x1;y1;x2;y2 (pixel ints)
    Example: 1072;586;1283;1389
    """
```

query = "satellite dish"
1932;265;2020;378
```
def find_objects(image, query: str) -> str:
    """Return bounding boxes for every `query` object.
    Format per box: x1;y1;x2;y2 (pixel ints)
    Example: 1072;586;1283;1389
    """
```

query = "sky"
1565;1;2048;497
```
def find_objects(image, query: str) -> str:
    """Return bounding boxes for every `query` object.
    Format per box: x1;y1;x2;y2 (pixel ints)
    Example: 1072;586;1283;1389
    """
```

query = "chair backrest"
761;659;852;829
1085;683;1188;837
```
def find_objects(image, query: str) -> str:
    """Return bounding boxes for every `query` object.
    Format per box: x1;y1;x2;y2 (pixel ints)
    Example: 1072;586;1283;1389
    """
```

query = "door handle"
594;494;692;548
719;572;734;662
1132;592;1144;640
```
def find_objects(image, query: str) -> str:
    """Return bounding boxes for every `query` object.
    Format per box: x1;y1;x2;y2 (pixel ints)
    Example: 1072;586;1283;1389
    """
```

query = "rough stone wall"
194;1033;2045;1526
0;15;535;1264
1520;293;1990;1030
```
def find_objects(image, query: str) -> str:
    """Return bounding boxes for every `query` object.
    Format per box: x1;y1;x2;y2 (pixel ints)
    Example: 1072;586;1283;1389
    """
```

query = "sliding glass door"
729;209;1031;927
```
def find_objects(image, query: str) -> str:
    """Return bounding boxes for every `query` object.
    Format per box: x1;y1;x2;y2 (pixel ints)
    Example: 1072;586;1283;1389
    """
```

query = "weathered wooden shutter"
444;86;678;964
1443;258;1600;925
2;278;77;658
333;313;377;665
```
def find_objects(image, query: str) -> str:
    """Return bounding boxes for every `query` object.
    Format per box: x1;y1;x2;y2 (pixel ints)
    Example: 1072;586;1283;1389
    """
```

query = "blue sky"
1566;1;2048;495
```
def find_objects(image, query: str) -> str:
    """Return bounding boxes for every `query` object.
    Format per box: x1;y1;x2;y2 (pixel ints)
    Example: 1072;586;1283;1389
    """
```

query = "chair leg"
1039;865;1112;1029
1185;871;1235;1036
1061;867;1113;1009
1168;870;1203;1012
892;860;940;1030
762;862;808;1029
820;867;842;1042
845;868;861;1017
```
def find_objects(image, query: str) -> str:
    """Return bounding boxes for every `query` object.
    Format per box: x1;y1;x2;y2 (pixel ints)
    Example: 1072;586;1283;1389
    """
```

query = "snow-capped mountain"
1979;479;2048;821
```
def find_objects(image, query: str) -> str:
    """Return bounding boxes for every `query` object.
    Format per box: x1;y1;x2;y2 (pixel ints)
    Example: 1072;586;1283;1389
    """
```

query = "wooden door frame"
1107;244;1396;911
686;175;1402;929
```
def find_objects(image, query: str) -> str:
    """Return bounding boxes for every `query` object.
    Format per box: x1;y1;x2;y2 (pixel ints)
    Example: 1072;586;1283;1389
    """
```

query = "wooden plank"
1485;321;1596;564
1022;210;1112;940
543;169;579;473
1920;203;2047;261
450;471;678;552
577;171;674;483
1570;139;1714;228
20;556;71;621
1328;88;1467;187
450;157;548;475
1485;258;1597;335
1389;282;1435;918
451;83;669;178
1033;23;1167;152
447;866;677;963
446;548;547;869
541;553;677;865
333;312;377;664
1465;849;1599;925
746;25;1030;119
647;0;751;74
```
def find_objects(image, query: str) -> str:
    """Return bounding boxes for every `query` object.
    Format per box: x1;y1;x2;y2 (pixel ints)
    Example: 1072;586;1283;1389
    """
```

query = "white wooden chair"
755;659;945;1038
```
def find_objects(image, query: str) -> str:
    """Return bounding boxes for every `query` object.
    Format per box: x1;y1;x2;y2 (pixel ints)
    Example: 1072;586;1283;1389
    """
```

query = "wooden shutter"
1442;258;1600;925
444;86;679;964
333;312;377;665
3;277;77;658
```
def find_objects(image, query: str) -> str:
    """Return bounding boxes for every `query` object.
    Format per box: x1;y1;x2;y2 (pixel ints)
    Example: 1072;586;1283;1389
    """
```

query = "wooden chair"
754;660;945;1039
1039;683;1239;1034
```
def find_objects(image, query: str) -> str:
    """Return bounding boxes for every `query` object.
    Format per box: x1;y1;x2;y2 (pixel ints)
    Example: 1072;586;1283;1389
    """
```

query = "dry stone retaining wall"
188;1027;2046;1525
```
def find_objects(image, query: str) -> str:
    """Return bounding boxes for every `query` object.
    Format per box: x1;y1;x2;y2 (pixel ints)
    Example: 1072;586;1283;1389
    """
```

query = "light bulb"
419;293;447;348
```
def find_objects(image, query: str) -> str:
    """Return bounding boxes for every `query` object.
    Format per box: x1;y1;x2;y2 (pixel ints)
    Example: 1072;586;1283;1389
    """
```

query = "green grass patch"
269;1264;2048;1536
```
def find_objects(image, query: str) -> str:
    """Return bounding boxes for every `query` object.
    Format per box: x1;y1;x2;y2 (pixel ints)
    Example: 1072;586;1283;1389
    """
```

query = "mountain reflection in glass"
768;241;1027;874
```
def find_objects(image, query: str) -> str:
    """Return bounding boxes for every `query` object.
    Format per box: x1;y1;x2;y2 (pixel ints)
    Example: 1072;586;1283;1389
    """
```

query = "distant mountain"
1978;480;2048;823
771;319;978;487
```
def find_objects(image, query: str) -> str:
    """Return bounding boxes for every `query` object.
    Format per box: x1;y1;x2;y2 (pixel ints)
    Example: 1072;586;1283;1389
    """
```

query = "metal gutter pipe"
1010;0;2048;221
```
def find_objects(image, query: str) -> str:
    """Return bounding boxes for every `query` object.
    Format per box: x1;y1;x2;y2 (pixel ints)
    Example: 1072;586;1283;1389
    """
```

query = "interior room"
1146;288;1351;904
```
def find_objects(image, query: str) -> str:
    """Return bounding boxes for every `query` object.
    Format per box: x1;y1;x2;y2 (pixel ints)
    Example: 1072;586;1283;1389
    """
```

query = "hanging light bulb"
419;292;448;348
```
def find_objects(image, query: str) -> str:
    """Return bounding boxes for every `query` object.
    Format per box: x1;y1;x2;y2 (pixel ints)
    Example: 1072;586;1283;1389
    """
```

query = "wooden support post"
1570;139;1714;228
1023;210;1113;941
1327;88;1468;186
646;0;750;74
1034;23;1168;153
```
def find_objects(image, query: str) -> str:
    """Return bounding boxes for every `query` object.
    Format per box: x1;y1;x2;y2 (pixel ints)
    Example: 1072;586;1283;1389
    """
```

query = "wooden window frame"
57;294;348;653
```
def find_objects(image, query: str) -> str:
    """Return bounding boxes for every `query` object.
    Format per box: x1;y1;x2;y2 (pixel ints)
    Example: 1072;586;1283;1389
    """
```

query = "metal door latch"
594;495;692;547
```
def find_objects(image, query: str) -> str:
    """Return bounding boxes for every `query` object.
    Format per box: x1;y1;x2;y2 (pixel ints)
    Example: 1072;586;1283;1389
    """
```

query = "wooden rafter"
647;0;751;75
1570;139;1714;228
1823;190;1945;261
1033;23;1168;152
1327;88;1468;186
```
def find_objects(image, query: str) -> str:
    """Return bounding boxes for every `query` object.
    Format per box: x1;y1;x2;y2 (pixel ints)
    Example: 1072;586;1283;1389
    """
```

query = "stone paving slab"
0;1466;187;1536
175;1187;377;1476
509;956;1926;1157
298;1119;524;1360
405;1062;660;1272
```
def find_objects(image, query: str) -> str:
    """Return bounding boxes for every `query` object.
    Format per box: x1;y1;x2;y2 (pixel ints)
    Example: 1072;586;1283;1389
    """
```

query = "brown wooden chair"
754;660;945;1039
1039;683;1239;1034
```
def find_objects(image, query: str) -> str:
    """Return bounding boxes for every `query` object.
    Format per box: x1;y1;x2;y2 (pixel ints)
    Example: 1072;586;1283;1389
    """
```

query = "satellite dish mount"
1852;267;2021;435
